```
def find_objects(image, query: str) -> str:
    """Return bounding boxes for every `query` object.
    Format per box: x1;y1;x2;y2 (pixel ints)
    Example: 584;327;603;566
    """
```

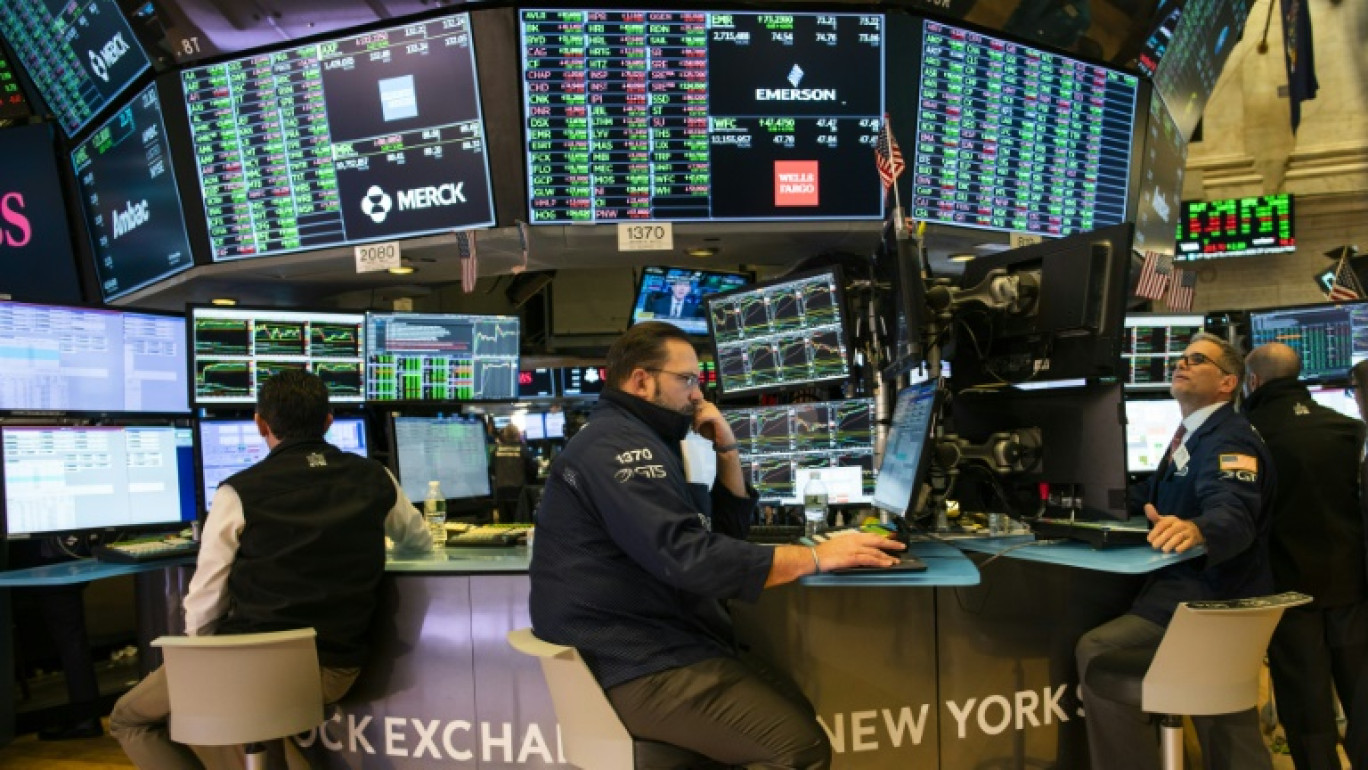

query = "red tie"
1165;424;1187;466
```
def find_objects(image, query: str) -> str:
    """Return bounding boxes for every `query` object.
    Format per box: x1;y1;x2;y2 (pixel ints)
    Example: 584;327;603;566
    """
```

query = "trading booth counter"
799;539;981;587
956;536;1206;573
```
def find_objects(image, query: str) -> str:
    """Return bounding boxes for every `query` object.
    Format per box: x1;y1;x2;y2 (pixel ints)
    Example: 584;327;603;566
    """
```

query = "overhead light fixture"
387;265;417;275
686;247;718;258
949;253;976;262
209;297;237;306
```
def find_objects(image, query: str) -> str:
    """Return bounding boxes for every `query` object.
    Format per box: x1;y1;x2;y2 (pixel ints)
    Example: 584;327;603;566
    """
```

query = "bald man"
1245;342;1368;770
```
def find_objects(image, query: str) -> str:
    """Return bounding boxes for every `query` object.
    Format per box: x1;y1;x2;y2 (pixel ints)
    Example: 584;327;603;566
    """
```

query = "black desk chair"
1084;592;1311;770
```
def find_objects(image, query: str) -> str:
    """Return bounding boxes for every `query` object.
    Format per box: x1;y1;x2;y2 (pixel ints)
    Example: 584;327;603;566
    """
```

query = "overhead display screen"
1176;193;1294;260
71;84;196;302
0;0;151;136
0;44;33;125
909;20;1142;238
0;123;82;303
1131;90;1186;257
1151;0;1252;139
180;13;495;261
520;9;886;223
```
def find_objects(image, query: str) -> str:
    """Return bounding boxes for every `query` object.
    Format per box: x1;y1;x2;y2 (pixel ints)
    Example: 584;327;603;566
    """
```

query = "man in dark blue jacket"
1076;332;1276;770
530;321;902;769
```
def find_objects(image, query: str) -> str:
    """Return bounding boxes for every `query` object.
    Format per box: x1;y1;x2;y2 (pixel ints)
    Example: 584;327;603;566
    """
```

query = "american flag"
456;230;478;294
874;113;905;194
1167;267;1197;311
1135;251;1174;300
1328;251;1363;301
515;220;531;274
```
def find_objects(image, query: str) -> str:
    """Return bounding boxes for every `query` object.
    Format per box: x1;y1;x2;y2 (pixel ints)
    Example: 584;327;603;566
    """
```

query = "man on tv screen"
649;277;699;321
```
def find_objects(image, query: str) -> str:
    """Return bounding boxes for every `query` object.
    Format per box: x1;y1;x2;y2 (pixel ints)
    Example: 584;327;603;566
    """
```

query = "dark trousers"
1268;601;1368;770
1076;613;1273;770
606;654;831;770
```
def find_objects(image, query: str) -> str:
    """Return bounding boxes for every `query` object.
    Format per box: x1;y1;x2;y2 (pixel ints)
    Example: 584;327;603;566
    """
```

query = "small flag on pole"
874;113;905;196
1281;0;1319;133
1135;251;1174;300
514;220;531;274
1167;267;1196;311
1327;248;1363;301
456;230;478;293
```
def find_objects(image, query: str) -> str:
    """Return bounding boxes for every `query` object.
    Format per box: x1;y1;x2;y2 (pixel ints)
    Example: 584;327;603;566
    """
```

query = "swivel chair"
506;627;725;769
153;628;324;770
1084;592;1311;770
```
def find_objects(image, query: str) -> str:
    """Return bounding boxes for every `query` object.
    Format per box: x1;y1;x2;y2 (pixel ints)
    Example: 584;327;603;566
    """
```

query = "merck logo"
87;32;131;83
111;199;150;239
362;183;467;224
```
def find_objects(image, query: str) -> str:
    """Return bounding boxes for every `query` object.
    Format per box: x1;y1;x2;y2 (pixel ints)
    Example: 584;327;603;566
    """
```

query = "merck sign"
0;193;31;248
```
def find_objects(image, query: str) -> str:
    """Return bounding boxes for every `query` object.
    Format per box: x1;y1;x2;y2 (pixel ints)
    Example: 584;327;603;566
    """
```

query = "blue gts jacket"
529;388;773;689
1128;402;1276;626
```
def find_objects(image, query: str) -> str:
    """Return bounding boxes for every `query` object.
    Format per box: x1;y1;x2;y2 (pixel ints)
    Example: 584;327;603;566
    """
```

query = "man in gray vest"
110;370;432;769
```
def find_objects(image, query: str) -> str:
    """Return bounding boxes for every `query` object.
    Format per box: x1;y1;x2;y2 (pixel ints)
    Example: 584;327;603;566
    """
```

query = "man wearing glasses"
530;321;902;768
1077;332;1277;770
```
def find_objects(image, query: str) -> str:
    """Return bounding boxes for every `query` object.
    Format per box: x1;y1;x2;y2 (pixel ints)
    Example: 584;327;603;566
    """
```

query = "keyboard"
1030;517;1151;548
93;537;199;564
826;551;928;575
745;524;805;544
447;525;530;547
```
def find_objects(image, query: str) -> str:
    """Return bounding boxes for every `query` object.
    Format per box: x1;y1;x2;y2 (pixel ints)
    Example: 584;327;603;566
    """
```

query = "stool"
153;628;324;770
507;627;725;769
1085;592;1311;770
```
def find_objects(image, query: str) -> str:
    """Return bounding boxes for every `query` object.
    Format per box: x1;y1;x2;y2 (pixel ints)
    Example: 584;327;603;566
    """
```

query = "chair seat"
1085;645;1159;708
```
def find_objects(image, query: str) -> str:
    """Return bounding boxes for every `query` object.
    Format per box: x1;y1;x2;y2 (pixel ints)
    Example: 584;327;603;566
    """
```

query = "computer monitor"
1309;387;1361;421
0;302;189;414
365;313;520;402
722;398;875;504
1122;313;1205;390
1175;194;1295;261
196;416;368;510
520;413;546;441
1248;301;1368;385
558;366;608;397
1124;397;1184;473
950;224;1133;388
706;268;852;397
544;411;566;439
518;368;557;399
872;379;942;517
189;305;367;406
630;267;752;337
390;414;490;502
1;424;197;537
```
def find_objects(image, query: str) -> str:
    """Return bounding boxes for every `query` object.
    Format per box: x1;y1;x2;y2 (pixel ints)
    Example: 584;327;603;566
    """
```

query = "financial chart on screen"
723;398;875;503
365;313;519;402
192;307;366;405
1249;303;1368;384
180;13;494;260
909;19;1142;238
520;9;885;223
1121;314;1203;390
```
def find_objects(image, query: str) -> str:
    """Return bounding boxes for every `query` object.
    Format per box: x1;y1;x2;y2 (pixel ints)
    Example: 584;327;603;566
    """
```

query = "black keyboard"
1030;518;1151;548
93;537;199;564
826;551;928;575
446;525;529;547
745;525;804;544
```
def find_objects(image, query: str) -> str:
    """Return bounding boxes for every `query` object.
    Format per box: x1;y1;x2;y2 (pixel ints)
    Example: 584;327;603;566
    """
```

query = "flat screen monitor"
1248;301;1368;385
391;414;490;501
520;9;887;223
951;224;1133;387
1151;0;1253;139
722;397;875;504
71;84;196;302
906;19;1145;238
196;416;367;510
1309;387;1361;421
365;313;519;402
190;306;367;406
630;267;751;337
544;410;566;439
872;379;941;517
518;412;545;441
706;268;851;396
1124;397;1183;472
1136;2;1183;77
559;366;607;397
2;424;196;537
1122;313;1204;390
0;302;188;413
180;12;495;261
0;0;151;136
1175;194;1295;261
1131;90;1187;258
518;368;557;399
0;44;34;125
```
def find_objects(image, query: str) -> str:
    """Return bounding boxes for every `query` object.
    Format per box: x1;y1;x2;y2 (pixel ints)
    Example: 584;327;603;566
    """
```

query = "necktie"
672;301;681;317
1164;424;1187;468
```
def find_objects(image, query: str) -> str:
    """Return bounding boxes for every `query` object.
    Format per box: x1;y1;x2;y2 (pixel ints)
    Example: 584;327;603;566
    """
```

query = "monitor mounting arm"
920;427;1042;529
924;268;1042;319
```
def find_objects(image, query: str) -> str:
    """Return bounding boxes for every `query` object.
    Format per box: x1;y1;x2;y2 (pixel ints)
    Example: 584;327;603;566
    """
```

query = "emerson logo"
756;63;837;102
360;183;467;224
87;32;132;83
111;199;150;239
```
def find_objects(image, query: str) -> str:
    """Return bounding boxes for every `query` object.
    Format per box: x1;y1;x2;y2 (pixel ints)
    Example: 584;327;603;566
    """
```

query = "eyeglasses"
646;368;701;390
1172;351;1232;375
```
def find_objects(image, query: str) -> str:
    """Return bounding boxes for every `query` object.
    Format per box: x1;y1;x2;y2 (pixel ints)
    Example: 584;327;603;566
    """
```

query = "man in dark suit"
1246;342;1367;770
648;277;699;320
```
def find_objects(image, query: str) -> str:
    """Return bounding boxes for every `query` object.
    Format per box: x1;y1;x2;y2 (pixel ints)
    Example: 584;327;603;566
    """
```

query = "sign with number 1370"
617;223;673;252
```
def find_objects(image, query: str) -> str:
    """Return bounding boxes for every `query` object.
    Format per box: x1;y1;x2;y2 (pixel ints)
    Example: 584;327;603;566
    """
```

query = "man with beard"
530;321;903;769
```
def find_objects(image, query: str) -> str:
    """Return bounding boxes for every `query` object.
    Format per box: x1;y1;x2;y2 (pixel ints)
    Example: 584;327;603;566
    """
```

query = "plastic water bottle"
424;481;447;547
802;476;829;539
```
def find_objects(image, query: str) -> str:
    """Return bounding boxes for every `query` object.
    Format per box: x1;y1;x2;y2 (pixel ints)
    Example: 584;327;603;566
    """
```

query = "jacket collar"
267;436;331;458
1242;376;1310;413
599;387;692;444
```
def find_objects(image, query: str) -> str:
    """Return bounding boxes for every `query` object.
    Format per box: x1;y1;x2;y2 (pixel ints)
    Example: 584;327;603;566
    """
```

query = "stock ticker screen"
191;307;366;405
0;45;32;124
1175;193;1295;260
723;398;875;504
180;13;495;261
0;0;150;136
1151;0;1252;140
71;84;196;302
519;9;886;223
1121;313;1203;389
365;313;520;402
1249;303;1368;385
706;270;849;396
909;20;1141;238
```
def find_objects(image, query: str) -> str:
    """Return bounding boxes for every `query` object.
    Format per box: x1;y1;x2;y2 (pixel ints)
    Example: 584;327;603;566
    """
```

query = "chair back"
1143;592;1311;716
507;627;634;770
153;628;324;747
